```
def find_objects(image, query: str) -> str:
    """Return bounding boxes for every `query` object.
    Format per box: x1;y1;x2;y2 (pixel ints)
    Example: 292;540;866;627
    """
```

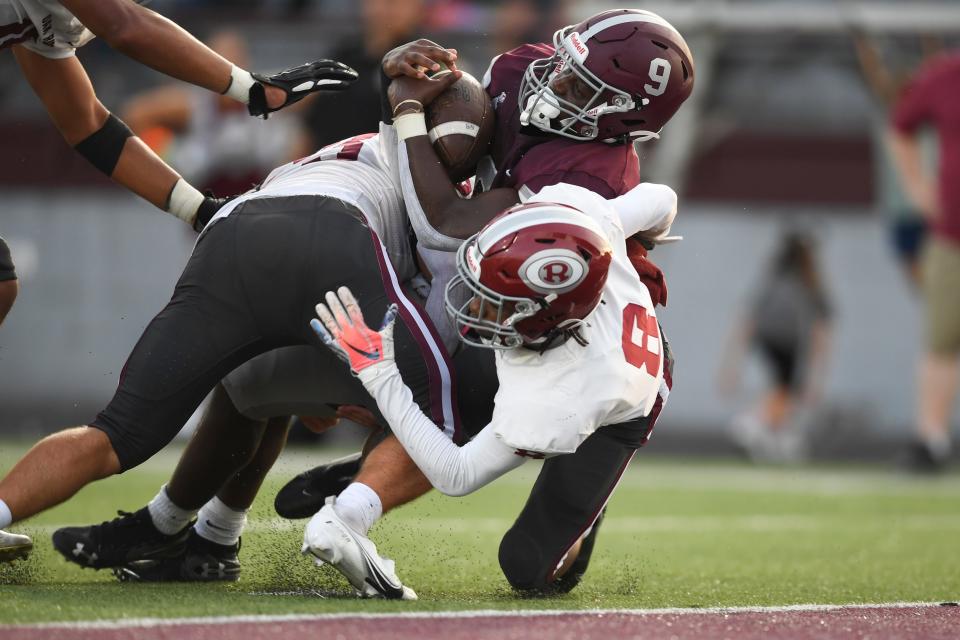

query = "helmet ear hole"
578;247;593;262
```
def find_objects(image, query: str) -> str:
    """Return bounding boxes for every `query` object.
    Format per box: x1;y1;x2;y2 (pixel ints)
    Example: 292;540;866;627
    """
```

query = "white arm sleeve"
358;364;525;496
610;183;678;239
397;141;464;251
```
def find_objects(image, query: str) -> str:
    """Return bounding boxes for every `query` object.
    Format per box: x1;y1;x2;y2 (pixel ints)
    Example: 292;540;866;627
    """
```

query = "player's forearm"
13;45;203;223
87;4;233;95
395;114;518;243
358;364;522;496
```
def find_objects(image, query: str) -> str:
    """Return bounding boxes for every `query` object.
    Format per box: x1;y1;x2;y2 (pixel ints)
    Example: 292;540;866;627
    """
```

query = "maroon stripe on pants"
365;226;461;441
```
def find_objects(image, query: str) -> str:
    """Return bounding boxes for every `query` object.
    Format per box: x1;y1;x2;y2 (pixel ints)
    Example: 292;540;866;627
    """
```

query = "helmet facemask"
444;239;549;350
518;26;660;143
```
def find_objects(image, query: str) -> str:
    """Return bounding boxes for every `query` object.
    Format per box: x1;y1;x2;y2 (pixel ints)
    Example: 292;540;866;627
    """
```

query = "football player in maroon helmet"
304;9;694;591
283;8;691;595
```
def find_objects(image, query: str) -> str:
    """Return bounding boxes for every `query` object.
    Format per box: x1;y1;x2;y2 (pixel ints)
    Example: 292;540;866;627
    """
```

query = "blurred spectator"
489;0;569;54
717;232;833;463
889;50;960;473
122;30;310;197
303;0;424;147
0;236;15;326
854;34;942;287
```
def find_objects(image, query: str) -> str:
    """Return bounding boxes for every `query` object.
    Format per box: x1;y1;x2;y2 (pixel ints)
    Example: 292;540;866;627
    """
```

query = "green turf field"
1;440;958;624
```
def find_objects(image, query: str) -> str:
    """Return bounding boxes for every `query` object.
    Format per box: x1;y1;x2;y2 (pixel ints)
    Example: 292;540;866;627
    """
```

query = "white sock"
195;497;247;547
333;482;382;536
147;486;196;535
166;178;204;225
0;499;12;529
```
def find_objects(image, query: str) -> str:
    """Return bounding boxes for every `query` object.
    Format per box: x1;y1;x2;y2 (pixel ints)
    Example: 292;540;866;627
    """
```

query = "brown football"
426;71;495;182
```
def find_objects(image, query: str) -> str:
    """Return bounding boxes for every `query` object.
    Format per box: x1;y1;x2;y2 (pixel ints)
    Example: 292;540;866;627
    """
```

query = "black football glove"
194;192;237;233
248;59;359;118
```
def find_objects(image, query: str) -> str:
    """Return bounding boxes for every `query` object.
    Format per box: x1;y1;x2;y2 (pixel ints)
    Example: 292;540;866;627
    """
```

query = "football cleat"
274;452;362;519
302;497;416;600
0;530;33;562
114;528;241;583
900;441;949;475
52;507;190;570
248;59;358;118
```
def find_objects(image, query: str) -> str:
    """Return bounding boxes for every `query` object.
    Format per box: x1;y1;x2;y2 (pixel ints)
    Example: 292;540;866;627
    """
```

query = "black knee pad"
498;526;550;592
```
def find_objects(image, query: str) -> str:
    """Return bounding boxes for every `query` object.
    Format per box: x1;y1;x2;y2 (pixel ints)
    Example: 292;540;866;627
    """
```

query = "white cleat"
0;530;33;562
302;497;417;600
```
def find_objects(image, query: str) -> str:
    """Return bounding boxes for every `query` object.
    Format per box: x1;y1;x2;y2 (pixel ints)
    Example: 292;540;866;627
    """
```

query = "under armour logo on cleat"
72;542;98;565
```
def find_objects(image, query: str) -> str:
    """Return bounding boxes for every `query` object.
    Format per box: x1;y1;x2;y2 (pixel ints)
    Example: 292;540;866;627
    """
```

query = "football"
426;71;495;182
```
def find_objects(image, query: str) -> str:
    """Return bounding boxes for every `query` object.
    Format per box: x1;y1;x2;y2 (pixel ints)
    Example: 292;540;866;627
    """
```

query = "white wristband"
166;178;204;225
395;112;428;141
224;65;256;104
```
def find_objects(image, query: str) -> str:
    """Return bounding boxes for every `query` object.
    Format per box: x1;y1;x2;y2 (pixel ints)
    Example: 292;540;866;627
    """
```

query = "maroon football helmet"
445;201;613;349
518;9;695;142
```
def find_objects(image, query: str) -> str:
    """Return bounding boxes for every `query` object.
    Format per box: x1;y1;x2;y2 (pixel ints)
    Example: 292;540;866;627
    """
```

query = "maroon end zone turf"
4;605;959;640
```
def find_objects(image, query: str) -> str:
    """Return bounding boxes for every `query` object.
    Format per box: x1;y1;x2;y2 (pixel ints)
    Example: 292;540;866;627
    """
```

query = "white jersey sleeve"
533;182;678;240
610;183;678;240
357;363;525;496
396;135;464;251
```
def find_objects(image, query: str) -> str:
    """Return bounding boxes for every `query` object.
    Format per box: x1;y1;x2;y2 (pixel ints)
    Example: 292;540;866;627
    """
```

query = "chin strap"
528;317;590;354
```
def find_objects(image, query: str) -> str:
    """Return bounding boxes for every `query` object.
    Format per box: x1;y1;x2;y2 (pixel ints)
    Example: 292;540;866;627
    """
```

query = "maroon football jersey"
482;44;641;199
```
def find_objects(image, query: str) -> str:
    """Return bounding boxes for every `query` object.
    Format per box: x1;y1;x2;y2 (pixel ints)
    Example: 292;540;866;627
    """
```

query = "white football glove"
311;287;398;376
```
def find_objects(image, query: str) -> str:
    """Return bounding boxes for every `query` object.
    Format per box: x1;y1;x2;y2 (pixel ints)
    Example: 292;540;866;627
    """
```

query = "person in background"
489;0;568;55
889;49;960;473
853;32;942;288
122;30;312;197
0;237;15;327
718;232;832;463
303;0;423;146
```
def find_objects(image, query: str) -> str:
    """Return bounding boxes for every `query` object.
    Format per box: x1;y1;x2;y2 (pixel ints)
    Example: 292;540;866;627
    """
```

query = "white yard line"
3;602;952;630
22;513;960;537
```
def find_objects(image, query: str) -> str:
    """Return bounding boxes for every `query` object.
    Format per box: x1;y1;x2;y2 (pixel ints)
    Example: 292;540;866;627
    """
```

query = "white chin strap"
520;89;562;128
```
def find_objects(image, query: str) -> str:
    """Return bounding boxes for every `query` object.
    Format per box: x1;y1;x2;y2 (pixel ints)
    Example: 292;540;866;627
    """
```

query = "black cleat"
551;507;606;594
900;441;949;474
274;452;363;519
114;529;241;583
52;507;190;570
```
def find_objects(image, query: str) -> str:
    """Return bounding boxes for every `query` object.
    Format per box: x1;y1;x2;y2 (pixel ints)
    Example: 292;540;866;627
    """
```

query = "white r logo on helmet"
520;249;588;293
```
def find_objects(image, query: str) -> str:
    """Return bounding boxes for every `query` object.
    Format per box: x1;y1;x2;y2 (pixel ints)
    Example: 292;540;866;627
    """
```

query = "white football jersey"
206;123;416;281
490;183;666;454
